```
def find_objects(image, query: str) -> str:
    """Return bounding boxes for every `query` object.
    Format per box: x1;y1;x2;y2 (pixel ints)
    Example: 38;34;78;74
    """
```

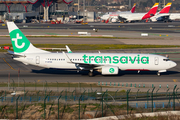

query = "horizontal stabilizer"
7;50;26;57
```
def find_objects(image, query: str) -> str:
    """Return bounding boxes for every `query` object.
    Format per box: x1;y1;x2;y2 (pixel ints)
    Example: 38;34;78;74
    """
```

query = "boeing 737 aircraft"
7;22;177;77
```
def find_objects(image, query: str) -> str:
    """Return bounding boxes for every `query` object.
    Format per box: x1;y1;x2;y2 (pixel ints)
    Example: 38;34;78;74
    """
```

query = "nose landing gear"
88;71;94;77
88;69;94;77
157;72;161;76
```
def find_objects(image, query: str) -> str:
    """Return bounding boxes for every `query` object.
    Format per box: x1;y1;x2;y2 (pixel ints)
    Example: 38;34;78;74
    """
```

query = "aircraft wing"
63;51;103;70
118;15;128;21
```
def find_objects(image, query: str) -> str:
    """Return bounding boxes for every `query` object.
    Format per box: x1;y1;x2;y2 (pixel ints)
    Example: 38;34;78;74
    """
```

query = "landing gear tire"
157;72;161;76
88;71;94;77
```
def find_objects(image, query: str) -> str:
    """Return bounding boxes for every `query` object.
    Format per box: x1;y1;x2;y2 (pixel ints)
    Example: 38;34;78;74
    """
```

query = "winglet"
66;45;72;53
62;51;72;63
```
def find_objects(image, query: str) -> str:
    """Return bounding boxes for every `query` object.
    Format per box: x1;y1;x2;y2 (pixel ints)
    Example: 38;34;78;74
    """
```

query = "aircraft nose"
171;61;177;68
100;16;105;20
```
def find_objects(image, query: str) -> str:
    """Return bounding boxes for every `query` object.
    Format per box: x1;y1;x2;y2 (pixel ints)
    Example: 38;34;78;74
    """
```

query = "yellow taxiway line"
2;58;15;70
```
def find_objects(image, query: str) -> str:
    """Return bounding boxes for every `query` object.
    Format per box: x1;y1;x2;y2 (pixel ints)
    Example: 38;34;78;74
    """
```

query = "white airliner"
101;3;136;23
7;22;177;76
169;13;180;21
118;3;159;22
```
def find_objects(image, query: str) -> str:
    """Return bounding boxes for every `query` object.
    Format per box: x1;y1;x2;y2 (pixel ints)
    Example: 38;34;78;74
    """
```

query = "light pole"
78;0;79;20
129;0;131;11
83;0;85;22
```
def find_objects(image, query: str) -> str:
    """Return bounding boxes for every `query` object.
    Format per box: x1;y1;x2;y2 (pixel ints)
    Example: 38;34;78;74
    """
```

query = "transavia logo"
12;33;25;48
82;54;149;64
109;68;115;73
10;29;30;53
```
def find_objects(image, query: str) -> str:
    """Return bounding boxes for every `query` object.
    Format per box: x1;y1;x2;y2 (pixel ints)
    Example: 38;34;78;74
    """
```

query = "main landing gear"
88;70;94;77
157;72;161;76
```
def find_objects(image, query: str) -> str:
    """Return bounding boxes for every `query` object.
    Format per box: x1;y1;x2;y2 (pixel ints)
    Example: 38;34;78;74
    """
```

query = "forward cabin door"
36;56;40;64
154;57;159;65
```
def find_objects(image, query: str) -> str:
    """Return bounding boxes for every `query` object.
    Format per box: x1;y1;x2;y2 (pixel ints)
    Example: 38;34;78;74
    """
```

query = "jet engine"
101;66;119;75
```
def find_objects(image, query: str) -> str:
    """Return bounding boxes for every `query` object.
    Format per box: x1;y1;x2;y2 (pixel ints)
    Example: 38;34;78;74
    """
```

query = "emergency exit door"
36;56;40;64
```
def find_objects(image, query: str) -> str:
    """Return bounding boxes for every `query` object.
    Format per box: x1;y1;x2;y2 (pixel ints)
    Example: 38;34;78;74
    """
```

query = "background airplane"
150;3;172;22
118;3;159;23
101;3;136;23
169;13;180;21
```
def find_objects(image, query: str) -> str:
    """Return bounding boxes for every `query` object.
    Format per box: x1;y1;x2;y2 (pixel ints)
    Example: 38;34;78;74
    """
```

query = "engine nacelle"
111;18;117;23
101;66;119;75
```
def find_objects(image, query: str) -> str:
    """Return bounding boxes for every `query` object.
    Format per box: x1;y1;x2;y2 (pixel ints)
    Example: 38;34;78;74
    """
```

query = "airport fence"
0;82;180;119
98;81;177;89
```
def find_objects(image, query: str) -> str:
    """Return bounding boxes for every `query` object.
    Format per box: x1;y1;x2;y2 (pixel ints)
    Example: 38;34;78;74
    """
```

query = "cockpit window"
163;59;170;61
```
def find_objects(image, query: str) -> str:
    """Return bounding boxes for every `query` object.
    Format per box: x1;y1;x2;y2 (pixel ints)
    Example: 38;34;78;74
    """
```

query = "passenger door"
154;57;158;65
36;56;40;64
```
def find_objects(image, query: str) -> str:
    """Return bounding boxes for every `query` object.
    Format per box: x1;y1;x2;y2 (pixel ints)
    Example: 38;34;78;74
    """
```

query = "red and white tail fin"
159;2;172;14
142;3;159;20
131;3;136;13
105;18;109;23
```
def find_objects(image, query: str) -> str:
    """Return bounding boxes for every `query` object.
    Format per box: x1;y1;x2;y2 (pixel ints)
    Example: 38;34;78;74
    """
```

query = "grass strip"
35;44;179;50
0;35;125;39
0;35;173;39
0;44;179;52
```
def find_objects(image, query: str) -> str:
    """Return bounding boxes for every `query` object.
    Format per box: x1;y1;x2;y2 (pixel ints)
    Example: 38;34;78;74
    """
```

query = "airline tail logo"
131;3;136;13
105;19;109;23
159;2;172;13
10;29;30;53
7;22;50;54
12;33;25;49
142;3;159;20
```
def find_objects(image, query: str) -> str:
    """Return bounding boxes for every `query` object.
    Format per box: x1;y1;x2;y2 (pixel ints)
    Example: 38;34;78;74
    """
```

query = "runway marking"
173;79;178;82
3;58;15;70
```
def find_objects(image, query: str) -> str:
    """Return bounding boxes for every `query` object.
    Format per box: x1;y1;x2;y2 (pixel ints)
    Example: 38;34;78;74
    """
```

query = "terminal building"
0;0;73;22
0;0;96;22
